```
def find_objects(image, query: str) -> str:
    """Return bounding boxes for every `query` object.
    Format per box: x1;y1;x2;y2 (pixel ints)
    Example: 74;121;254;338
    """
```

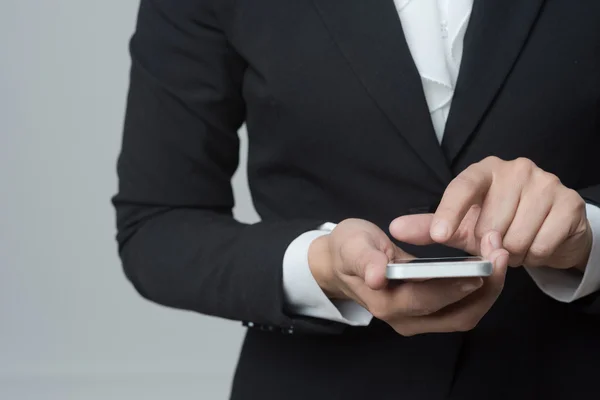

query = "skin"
423;156;592;271
309;157;593;336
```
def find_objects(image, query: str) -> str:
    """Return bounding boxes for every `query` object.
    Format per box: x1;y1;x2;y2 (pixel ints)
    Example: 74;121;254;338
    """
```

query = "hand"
308;218;508;336
391;157;592;272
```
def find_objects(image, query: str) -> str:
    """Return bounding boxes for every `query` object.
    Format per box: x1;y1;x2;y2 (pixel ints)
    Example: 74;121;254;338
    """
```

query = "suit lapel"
313;0;453;185
441;0;547;163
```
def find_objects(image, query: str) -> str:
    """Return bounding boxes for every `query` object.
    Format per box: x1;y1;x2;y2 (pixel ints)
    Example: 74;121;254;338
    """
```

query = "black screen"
392;256;484;264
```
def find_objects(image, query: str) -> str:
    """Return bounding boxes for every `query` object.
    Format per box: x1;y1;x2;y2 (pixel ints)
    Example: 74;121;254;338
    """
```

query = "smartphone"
386;256;492;280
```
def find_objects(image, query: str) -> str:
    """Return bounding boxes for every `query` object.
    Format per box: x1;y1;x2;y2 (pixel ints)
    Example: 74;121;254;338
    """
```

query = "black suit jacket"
113;0;600;398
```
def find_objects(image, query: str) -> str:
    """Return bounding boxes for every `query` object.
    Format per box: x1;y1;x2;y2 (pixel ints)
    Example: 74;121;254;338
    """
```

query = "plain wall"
1;1;256;398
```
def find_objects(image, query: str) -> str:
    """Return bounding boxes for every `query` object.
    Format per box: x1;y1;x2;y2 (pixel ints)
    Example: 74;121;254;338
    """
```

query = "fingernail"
489;232;502;250
461;278;483;292
431;220;449;239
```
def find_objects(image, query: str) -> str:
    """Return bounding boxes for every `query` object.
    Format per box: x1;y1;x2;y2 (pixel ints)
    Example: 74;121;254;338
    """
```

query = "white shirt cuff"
526;203;600;302
282;223;373;326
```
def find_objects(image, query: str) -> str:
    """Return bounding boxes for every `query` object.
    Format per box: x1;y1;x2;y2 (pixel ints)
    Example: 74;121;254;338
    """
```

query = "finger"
441;205;483;255
365;247;414;290
372;242;414;289
472;174;522;240
338;233;391;289
394;249;508;335
391;207;482;255
360;249;391;290
524;192;586;268
480;230;503;259
389;214;436;245
502;185;553;266
431;163;493;242
358;275;484;321
401;277;486;316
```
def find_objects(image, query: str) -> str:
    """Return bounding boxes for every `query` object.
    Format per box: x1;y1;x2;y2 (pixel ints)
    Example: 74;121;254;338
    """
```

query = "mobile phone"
386;256;492;280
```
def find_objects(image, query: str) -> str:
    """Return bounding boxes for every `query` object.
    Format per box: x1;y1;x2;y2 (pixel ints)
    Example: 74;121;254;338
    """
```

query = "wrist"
574;221;593;273
308;234;341;299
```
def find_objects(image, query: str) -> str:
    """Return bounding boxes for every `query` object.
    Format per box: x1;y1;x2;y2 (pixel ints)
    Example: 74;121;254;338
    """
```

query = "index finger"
431;163;493;242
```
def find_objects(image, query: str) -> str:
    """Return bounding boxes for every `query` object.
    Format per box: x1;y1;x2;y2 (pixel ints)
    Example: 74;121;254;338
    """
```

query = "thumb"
361;249;390;291
389;214;436;245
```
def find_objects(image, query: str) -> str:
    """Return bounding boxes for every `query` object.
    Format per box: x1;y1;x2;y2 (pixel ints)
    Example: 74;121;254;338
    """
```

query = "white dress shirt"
282;0;600;325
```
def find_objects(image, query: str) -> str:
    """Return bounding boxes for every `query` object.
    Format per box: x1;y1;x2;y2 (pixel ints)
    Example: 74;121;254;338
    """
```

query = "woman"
113;0;600;398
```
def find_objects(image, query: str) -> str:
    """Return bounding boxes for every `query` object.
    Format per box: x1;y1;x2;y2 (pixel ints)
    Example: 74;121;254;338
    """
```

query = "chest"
224;0;600;185
228;1;600;101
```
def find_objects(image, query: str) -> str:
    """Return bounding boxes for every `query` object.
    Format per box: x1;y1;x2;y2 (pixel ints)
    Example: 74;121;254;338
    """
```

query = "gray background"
1;1;256;398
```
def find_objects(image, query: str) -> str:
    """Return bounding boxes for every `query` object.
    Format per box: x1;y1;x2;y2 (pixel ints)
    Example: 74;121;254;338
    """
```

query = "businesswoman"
113;0;600;398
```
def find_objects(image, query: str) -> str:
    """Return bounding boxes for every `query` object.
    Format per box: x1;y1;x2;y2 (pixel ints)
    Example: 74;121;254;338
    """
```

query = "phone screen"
392;256;484;264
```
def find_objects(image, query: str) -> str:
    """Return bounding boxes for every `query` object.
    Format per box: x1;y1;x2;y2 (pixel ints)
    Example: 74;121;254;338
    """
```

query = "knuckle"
484;155;500;162
503;236;530;256
564;189;585;212
540;172;561;188
339;218;362;227
532;172;561;197
336;219;351;228
512;157;536;175
334;219;354;234
482;155;502;166
528;243;553;259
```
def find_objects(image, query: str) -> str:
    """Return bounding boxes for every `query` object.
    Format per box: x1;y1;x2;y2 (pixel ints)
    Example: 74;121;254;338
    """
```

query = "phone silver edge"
386;260;493;280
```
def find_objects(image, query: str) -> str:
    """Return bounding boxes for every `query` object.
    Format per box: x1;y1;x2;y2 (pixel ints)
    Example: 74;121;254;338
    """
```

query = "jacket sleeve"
573;185;600;314
112;0;345;335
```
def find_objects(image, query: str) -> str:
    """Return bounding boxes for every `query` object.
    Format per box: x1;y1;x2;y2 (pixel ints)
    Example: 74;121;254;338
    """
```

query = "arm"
526;203;600;302
112;0;342;335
